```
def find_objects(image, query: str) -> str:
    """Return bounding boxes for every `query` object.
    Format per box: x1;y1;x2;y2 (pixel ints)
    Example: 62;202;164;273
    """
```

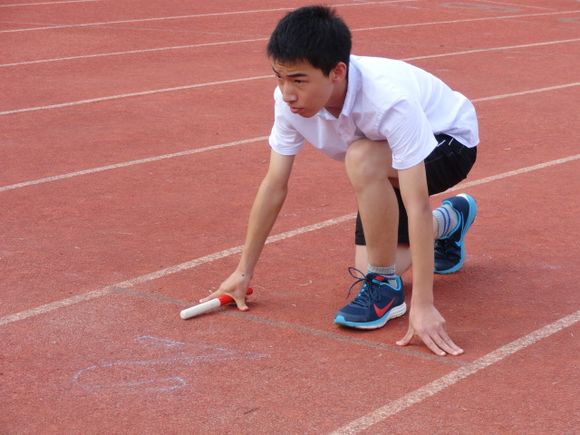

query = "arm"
396;162;464;356
200;149;295;309
398;162;434;298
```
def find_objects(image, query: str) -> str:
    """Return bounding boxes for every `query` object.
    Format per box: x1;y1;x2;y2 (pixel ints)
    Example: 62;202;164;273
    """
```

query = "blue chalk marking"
73;335;268;393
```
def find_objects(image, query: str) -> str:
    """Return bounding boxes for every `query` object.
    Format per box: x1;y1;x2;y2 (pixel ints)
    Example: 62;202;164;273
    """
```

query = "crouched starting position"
201;6;479;356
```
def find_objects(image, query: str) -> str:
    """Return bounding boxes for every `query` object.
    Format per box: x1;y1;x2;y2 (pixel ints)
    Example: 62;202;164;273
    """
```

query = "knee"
345;139;392;185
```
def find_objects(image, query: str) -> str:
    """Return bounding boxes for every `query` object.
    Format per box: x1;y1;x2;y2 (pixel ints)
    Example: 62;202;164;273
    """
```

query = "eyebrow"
272;67;309;78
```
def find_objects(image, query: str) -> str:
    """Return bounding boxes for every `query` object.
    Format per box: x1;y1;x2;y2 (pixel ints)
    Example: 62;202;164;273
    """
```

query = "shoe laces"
346;267;379;308
434;238;453;256
435;236;461;258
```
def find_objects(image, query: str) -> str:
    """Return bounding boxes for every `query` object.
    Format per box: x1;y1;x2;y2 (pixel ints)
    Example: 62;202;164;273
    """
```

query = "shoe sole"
435;193;478;274
334;302;407;330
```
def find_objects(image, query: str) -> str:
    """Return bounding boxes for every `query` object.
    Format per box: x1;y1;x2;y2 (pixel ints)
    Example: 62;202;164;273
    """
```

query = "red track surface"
1;0;579;433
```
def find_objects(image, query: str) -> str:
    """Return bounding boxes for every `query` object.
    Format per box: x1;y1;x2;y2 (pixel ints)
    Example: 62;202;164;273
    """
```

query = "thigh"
355;134;477;246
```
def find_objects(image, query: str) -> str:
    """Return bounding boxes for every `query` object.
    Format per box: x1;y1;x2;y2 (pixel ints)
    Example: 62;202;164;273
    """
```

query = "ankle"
433;204;459;239
368;264;395;276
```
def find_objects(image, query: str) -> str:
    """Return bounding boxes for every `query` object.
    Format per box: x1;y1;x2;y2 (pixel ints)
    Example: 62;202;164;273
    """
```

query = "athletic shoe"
434;193;478;274
334;268;407;329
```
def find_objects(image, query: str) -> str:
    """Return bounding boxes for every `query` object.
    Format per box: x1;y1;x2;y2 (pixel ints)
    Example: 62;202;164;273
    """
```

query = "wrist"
411;290;434;308
235;267;253;280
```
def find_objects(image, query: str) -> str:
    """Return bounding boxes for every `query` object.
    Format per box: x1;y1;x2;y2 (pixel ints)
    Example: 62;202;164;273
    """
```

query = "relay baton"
180;288;253;320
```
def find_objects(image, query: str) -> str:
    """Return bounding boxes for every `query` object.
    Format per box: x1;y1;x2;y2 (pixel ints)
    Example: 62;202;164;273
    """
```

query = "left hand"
396;303;464;356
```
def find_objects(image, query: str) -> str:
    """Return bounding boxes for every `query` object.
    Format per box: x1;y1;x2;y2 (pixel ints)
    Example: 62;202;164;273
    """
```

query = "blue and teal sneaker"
334;268;407;329
434;193;478;274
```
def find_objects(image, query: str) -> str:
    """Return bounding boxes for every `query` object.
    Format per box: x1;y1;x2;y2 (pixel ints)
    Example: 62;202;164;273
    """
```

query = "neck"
325;79;348;118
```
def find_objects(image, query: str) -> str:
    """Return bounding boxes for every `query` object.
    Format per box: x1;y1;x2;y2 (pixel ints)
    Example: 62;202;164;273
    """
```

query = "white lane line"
1;6;576;36
0;75;271;116
353;9;580;32
449;154;580;192
330;309;580;435
2;39;579;117
0;214;356;327
0;38;269;68
0;0;415;33
477;0;554;11
1;82;578;194
2;8;579;69
473;82;580;102
0;153;578;327
405;38;580;62
0;136;268;193
0;0;99;7
2;34;578;69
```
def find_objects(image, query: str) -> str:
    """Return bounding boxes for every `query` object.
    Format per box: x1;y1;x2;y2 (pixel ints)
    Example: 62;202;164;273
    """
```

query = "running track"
1;0;579;433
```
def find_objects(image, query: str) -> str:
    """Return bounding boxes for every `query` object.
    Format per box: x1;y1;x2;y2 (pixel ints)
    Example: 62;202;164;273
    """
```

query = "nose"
280;82;297;103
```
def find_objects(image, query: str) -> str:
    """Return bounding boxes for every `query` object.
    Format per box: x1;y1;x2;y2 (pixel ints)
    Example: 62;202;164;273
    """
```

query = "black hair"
267;5;352;76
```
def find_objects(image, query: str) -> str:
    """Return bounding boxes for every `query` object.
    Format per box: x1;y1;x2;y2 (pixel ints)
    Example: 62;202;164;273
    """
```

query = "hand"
396;303;464;356
199;270;252;311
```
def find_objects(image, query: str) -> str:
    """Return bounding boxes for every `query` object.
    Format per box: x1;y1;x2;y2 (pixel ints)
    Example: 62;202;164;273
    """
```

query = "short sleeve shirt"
268;55;479;170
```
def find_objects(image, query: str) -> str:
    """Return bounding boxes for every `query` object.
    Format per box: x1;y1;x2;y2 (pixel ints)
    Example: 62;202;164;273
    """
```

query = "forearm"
407;200;435;305
237;179;288;276
398;162;434;306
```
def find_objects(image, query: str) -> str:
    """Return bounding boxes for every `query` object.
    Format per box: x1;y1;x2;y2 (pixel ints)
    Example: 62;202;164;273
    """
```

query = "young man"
200;6;479;356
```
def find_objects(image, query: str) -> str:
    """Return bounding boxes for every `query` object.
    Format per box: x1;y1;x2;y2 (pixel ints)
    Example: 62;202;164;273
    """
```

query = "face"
271;59;347;118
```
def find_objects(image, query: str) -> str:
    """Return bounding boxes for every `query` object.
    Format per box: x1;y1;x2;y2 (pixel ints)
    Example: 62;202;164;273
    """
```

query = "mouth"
290;106;303;114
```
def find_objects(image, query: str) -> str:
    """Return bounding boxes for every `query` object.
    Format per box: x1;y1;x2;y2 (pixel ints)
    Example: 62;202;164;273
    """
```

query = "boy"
200;6;478;356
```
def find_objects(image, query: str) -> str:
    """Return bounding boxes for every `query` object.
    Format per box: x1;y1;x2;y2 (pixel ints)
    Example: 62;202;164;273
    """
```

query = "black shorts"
355;134;477;245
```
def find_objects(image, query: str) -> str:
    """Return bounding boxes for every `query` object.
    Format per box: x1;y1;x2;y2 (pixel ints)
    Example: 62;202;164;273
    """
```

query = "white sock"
368;264;398;287
368;264;395;275
433;204;459;239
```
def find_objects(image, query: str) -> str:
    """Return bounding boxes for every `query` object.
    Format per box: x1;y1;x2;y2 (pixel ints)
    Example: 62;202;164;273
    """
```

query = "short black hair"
267;5;352;76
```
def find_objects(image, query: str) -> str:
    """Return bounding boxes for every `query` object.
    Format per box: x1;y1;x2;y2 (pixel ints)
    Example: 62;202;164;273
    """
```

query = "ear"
330;62;348;82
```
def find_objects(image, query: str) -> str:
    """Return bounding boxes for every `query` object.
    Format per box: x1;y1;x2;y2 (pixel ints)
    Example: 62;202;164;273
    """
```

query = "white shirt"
268;55;479;170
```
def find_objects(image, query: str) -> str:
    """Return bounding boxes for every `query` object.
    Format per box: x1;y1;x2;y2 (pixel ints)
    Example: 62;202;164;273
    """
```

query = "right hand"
199;270;252;311
396;301;463;356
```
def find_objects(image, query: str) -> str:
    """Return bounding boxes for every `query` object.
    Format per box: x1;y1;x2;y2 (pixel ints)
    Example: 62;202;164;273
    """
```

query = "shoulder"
351;55;417;86
350;56;414;108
